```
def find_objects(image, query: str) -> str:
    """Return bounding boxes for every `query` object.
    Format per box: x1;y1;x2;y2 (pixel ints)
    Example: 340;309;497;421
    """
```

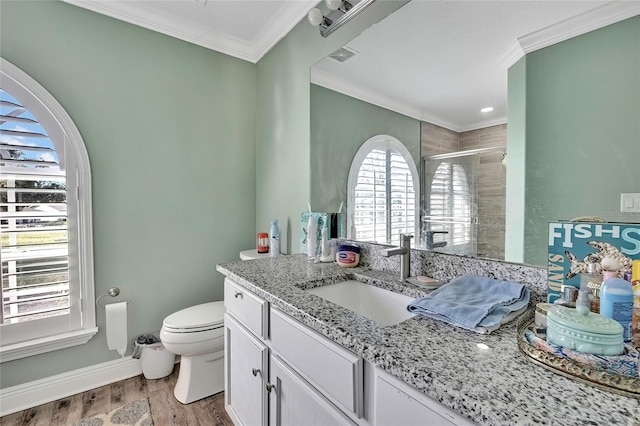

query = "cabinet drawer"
224;278;268;339
270;308;363;418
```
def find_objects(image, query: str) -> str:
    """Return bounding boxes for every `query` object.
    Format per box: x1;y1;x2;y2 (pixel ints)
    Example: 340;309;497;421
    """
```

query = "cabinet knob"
234;291;242;299
252;368;260;377
265;383;276;393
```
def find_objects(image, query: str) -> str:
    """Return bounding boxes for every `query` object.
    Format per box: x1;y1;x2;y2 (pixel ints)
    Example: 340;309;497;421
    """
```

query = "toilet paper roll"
105;302;128;357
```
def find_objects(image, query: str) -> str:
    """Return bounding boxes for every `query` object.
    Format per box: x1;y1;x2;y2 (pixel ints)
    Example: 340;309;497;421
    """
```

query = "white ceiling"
312;0;639;131
64;0;639;132
62;0;319;63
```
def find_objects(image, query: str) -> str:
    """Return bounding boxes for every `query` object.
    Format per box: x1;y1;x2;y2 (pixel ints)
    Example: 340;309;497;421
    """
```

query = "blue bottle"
600;277;633;342
270;220;280;257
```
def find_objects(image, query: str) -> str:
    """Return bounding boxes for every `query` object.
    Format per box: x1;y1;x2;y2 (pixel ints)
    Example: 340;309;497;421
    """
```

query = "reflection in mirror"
310;1;639;268
421;124;507;260
346;135;419;247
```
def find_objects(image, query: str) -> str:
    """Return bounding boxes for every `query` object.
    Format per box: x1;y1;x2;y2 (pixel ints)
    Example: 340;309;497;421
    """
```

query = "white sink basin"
306;280;415;326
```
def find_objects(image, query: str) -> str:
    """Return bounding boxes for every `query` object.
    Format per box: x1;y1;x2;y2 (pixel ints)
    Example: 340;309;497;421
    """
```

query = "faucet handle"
399;234;413;248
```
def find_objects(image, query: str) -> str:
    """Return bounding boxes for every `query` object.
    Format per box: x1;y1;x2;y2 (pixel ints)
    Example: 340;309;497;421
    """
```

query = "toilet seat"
160;324;224;345
162;301;225;333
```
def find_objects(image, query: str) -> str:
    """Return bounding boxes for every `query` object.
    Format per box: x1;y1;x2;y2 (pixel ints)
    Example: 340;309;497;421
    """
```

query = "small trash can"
133;334;175;380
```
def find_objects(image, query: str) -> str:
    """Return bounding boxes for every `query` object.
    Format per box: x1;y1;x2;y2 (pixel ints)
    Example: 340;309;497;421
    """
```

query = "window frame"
0;58;97;362
347;134;419;246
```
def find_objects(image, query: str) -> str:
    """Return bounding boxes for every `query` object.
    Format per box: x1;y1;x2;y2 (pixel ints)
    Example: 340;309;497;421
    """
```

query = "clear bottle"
307;214;317;261
600;276;633;343
580;262;602;296
553;286;577;308
270;219;280;257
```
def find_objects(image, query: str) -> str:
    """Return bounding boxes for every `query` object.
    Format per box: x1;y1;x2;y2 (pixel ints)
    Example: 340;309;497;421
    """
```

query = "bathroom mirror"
309;0;639;267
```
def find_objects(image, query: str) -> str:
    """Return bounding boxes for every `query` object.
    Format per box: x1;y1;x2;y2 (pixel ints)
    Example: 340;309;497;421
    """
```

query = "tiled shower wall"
420;122;507;260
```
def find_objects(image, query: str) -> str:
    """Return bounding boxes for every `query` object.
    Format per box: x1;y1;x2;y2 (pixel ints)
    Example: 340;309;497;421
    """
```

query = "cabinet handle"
265;383;276;393
252;368;260;377
234;291;242;299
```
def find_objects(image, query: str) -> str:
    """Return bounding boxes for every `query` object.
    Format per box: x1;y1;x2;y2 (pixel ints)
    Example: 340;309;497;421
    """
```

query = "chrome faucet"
425;231;448;250
381;234;413;280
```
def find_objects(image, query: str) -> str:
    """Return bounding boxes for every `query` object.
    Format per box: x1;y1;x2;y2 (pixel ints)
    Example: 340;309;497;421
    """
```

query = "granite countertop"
216;254;639;426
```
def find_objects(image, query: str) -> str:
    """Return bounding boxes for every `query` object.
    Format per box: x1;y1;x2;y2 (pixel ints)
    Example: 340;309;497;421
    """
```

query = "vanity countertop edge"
216;254;639;426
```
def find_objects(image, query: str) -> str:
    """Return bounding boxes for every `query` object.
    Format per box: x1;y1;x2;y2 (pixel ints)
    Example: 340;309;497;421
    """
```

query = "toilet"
160;301;225;404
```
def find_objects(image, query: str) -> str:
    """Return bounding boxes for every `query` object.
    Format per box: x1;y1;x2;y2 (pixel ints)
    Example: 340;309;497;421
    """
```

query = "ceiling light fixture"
308;0;376;38
480;107;494;113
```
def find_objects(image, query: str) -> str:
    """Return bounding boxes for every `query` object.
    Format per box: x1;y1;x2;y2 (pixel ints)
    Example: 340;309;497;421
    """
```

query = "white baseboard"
0;356;143;416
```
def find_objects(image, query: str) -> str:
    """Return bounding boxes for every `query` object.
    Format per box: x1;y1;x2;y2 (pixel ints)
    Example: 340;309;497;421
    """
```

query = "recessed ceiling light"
480;107;494;113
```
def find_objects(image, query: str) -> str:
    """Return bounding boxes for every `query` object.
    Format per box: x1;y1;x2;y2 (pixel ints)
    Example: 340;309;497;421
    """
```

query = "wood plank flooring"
1;365;234;426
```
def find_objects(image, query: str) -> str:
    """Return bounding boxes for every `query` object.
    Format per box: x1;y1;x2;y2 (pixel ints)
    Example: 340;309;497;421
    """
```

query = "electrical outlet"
620;193;640;213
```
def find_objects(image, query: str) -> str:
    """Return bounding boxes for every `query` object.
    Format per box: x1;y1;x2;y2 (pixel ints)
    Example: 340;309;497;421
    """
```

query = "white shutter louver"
353;148;415;245
1;89;70;324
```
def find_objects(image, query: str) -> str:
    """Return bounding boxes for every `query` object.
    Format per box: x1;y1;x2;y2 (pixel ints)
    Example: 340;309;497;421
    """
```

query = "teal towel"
407;275;529;330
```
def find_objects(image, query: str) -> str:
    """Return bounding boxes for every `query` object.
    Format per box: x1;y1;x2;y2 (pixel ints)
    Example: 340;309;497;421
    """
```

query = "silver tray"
516;309;640;399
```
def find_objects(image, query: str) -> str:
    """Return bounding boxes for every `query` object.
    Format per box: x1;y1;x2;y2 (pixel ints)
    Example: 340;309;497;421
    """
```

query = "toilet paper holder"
96;287;130;309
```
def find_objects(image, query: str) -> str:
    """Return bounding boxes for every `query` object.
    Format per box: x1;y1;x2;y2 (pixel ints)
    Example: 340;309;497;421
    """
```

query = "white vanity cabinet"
224;314;269;426
268;354;357;426
224;277;474;426
224;278;359;426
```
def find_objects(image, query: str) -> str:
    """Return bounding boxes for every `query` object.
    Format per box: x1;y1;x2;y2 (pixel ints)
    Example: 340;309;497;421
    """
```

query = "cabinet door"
375;370;475;426
268;354;356;426
225;314;269;426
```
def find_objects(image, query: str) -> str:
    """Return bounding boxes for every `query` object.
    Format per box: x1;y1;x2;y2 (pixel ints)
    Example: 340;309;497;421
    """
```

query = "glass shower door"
422;154;478;256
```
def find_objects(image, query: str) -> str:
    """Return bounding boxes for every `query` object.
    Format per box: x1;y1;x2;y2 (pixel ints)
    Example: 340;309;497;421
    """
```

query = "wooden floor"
1;366;234;426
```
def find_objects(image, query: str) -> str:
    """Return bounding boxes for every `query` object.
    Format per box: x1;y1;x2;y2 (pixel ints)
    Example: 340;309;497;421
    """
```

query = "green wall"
310;84;420;215
255;1;409;254
517;16;640;266
505;58;527;263
0;1;256;387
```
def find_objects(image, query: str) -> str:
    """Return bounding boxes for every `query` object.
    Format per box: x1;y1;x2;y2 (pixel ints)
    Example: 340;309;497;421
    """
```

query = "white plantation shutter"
348;135;418;246
0;58;96;361
428;163;472;246
1;125;70;324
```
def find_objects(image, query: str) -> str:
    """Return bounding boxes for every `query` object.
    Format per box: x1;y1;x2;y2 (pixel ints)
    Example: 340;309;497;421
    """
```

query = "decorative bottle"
270;219;280;257
580;262;602;295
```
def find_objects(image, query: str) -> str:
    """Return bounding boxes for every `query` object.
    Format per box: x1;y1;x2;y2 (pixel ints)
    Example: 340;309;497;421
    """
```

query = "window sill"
0;327;98;363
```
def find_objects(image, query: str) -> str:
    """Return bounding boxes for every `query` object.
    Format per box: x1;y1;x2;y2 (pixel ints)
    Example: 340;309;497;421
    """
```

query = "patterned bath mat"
73;397;153;426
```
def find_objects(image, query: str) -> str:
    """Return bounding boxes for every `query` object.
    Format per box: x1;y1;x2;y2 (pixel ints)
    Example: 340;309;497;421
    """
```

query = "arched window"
347;135;419;246
0;58;96;361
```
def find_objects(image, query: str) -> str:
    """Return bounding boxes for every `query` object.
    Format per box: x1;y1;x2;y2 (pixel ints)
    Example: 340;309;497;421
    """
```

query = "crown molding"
251;0;319;61
311;67;423;121
311;68;505;132
62;0;317;63
500;0;640;68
